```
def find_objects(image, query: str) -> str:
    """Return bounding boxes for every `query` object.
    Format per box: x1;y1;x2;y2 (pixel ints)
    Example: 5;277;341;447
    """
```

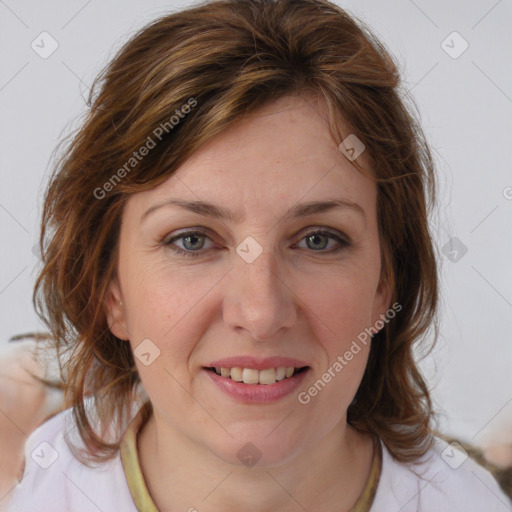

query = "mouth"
202;356;311;403
204;366;309;385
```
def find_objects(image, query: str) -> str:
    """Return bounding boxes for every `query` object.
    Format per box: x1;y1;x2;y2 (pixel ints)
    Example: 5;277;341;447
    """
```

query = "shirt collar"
120;403;382;512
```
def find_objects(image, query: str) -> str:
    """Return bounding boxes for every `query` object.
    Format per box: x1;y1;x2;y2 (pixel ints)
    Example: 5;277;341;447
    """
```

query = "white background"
0;0;511;447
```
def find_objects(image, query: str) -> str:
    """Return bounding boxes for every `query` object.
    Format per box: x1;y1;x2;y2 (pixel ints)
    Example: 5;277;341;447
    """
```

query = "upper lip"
205;356;310;370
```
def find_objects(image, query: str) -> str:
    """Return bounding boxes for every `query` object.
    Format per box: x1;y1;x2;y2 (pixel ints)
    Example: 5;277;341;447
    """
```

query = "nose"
222;245;298;342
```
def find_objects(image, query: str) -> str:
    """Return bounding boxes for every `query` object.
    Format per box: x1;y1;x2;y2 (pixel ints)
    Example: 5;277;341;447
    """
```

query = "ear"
104;275;130;341
370;274;393;333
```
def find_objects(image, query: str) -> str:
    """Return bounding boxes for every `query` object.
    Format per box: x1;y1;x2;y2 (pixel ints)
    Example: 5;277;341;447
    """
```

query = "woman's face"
106;94;391;466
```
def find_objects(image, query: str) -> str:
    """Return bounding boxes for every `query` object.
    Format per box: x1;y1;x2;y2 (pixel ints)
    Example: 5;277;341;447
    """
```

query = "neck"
137;409;375;512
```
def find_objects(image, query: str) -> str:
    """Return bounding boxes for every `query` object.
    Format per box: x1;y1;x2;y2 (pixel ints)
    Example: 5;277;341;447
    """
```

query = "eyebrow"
140;198;366;226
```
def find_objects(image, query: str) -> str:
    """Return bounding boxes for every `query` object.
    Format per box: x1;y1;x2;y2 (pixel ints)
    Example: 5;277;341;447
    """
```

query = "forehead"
124;95;377;223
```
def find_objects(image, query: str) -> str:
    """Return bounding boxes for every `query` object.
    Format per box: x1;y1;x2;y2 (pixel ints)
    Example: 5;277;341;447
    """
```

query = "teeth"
230;367;243;382
259;368;276;385
242;368;259;384
212;366;303;384
275;367;286;381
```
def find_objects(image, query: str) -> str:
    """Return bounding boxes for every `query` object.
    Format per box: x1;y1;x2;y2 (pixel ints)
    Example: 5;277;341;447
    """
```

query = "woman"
5;0;510;510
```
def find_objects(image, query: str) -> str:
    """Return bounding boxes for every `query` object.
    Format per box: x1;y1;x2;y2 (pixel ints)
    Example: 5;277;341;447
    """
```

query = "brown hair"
33;0;439;464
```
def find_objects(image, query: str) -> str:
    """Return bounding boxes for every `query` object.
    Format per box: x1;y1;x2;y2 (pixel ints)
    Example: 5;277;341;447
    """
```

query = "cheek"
300;287;372;415
298;332;370;426
299;270;377;404
122;260;219;366
307;271;380;345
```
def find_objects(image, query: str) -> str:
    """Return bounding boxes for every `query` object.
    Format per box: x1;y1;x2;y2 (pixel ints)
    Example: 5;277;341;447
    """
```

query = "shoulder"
372;435;512;511
4;406;137;512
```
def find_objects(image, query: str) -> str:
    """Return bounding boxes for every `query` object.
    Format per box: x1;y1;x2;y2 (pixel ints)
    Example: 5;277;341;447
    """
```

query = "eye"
294;229;351;254
162;228;351;258
162;231;214;258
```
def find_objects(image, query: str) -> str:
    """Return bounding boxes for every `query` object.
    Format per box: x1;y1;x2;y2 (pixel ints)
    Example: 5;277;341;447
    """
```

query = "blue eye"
162;229;351;258
163;231;211;258
297;230;349;252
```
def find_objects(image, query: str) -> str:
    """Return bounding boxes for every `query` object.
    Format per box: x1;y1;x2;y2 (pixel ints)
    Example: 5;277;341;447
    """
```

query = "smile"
207;366;308;385
203;364;311;403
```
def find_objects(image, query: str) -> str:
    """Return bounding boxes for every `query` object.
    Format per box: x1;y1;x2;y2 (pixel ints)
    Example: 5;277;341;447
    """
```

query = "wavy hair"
33;0;439;464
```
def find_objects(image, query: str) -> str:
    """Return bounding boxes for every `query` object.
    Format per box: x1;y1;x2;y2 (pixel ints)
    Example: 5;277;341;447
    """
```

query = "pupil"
309;234;326;250
185;235;202;250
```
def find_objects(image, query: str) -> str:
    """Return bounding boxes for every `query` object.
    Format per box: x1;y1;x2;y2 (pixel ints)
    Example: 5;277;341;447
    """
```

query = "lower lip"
203;368;310;404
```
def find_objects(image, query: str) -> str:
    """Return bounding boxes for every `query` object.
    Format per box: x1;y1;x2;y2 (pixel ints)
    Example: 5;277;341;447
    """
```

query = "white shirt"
4;406;511;512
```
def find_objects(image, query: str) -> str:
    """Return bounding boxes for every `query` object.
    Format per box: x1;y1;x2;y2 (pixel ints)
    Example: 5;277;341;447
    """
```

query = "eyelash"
161;228;351;259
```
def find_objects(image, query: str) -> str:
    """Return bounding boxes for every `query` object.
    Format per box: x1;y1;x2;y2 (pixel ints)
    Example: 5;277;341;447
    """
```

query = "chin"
208;431;307;469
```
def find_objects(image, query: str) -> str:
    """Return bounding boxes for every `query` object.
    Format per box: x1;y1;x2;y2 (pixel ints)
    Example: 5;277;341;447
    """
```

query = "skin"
105;94;391;512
